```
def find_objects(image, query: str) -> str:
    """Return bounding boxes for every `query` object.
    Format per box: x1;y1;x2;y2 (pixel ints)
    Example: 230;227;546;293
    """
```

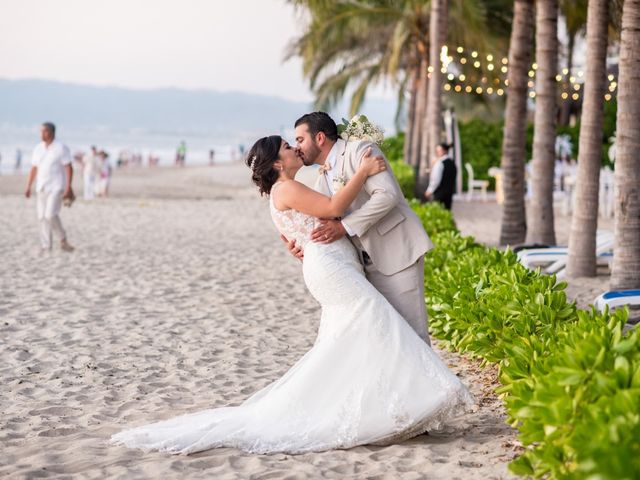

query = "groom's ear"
315;131;326;146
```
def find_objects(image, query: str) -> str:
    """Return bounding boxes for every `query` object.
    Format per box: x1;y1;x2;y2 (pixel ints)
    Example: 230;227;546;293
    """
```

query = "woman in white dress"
110;136;473;455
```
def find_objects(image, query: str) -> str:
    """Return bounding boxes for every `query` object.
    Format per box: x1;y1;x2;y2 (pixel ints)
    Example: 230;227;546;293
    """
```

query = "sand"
1;163;609;479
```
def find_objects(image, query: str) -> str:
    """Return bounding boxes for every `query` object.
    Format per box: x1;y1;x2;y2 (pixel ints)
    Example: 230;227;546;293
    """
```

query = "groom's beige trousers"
361;251;430;346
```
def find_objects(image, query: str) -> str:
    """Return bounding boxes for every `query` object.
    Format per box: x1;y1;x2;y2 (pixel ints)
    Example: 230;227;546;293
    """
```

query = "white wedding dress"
110;184;474;454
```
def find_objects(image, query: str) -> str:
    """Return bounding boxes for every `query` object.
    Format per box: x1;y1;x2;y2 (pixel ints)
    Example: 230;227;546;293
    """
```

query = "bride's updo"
246;135;282;196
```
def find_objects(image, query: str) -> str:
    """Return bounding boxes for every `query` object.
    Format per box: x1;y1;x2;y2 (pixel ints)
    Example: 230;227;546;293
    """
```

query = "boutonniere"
318;163;331;175
332;174;347;192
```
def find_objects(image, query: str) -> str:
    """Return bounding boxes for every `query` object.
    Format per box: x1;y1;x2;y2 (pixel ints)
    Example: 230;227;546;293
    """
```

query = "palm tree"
410;56;429;174
499;0;535;246
610;0;640;290
526;0;559;246
288;0;511;175
565;0;609;278
558;0;588;125
404;64;419;166
418;0;448;193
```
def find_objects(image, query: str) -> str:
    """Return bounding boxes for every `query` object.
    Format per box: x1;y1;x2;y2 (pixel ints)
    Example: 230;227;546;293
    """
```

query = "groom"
286;112;433;344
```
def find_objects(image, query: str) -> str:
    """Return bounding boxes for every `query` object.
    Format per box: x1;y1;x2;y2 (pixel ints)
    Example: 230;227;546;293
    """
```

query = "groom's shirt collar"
325;141;339;170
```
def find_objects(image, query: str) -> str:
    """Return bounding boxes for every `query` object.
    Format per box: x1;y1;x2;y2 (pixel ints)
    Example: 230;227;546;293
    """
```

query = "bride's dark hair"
246;135;282;196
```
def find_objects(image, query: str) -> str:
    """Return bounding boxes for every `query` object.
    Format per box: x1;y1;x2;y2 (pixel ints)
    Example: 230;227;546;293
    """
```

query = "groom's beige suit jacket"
313;139;433;276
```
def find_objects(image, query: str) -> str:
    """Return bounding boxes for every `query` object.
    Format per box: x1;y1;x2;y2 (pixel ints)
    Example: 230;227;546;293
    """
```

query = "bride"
110;135;474;455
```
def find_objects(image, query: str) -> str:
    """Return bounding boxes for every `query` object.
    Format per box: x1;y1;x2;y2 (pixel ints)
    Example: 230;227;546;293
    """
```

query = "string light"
429;43;619;101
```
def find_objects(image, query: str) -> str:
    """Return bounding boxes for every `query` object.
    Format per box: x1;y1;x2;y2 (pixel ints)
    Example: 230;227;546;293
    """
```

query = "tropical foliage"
412;201;640;479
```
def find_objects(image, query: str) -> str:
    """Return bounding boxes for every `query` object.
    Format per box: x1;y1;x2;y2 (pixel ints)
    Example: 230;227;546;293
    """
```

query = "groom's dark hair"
295;112;338;142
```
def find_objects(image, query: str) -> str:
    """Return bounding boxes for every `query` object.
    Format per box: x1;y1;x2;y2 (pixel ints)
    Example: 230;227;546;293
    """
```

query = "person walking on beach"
15;148;23;173
24;122;75;252
424;143;457;210
82;145;98;200
176;141;187;167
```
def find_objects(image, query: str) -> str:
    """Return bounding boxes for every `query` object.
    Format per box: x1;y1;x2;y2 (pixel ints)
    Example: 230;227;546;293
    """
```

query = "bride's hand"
359;147;386;177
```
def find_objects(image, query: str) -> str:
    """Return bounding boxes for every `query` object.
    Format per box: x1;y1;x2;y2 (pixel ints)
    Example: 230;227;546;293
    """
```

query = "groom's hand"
312;219;346;244
281;234;304;261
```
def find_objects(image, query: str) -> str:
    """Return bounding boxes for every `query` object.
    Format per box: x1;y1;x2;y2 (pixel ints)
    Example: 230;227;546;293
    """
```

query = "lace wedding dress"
110;184;474;454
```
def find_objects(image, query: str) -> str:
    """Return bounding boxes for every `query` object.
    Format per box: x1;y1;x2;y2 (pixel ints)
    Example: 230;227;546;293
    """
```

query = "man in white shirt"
24;122;75;252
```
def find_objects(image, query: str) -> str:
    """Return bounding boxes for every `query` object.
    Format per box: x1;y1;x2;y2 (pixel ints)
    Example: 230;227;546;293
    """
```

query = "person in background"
97;150;112;197
82;145;98;200
24;122;75;252
176;141;187;167
209;149;215;166
15;149;23;173
424;143;457;210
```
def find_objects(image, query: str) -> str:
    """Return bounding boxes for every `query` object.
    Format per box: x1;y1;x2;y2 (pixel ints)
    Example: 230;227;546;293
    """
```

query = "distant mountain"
0;79;400;138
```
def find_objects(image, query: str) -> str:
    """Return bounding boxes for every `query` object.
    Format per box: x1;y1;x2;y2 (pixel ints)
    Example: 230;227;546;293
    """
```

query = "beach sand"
0;164;609;479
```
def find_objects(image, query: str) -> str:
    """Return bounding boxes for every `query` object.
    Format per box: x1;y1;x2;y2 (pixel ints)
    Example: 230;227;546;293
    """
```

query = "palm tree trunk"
411;55;428;168
526;0;559;246
558;32;575;126
404;66;419;166
414;55;430;194
499;0;535;246
566;0;608;278
425;0;446;170
610;0;640;290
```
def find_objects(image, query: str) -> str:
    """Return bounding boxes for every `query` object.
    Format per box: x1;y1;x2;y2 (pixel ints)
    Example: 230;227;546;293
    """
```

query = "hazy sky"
0;0;315;101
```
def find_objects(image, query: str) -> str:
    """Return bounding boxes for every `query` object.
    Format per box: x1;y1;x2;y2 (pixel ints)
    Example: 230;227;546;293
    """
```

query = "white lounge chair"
465;163;489;202
594;289;640;313
517;231;614;272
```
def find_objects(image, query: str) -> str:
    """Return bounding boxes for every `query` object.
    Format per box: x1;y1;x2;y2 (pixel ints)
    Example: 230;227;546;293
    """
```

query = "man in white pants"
25;122;75;252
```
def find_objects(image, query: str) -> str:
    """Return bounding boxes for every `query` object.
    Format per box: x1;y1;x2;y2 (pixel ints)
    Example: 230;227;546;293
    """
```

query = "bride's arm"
275;148;385;219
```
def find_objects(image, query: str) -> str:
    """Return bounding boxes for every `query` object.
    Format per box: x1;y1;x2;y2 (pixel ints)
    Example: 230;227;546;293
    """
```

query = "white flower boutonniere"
332;174;347;193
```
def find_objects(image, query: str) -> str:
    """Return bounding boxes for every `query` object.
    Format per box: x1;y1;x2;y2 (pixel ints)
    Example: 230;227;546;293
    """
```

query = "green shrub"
412;201;640;479
390;160;416;200
380;132;405;162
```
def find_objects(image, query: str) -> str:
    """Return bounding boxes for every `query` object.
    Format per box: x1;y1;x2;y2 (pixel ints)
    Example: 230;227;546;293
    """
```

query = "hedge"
411;201;640;479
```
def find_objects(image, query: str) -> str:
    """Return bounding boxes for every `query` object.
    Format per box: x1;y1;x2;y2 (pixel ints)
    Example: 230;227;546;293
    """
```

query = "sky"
0;0;316;102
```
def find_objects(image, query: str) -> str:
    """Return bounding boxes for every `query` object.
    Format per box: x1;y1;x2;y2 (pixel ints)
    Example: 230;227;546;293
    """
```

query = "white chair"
465;163;489;202
517;231;614;272
594;290;640;313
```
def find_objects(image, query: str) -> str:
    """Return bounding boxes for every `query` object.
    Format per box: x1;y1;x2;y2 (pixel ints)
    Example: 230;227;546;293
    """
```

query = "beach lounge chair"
517;231;614;271
594;289;640;313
